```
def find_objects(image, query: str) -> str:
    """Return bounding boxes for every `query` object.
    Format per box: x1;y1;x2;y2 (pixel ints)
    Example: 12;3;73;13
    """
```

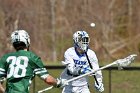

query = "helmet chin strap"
78;43;88;52
76;47;84;54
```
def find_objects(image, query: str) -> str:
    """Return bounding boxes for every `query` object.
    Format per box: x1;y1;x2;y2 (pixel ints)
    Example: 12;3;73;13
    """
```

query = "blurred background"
0;0;140;93
0;0;140;63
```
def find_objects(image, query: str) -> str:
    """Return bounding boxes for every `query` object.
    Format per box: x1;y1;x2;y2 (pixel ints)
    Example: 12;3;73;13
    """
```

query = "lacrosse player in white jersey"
60;31;104;93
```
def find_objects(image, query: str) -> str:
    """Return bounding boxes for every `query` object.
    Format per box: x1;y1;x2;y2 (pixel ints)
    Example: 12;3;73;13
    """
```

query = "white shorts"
62;85;90;93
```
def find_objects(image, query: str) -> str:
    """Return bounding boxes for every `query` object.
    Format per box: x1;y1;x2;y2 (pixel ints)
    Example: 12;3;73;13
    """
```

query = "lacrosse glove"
80;65;92;74
94;78;104;92
55;78;68;88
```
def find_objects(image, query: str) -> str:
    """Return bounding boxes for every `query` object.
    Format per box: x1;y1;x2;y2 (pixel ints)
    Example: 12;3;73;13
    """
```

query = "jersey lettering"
74;59;86;65
6;56;29;78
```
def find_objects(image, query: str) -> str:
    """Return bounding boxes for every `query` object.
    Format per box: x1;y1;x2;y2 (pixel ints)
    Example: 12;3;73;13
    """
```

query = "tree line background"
0;0;140;63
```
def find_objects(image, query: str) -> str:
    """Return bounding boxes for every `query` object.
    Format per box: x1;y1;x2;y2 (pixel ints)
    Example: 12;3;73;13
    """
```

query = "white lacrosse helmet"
11;30;30;47
73;31;90;51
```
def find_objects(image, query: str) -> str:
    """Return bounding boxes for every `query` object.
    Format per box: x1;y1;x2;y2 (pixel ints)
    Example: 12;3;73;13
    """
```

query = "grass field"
32;68;140;93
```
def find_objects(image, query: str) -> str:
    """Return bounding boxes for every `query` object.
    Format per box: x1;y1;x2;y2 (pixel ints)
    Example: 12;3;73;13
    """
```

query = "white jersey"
60;47;102;87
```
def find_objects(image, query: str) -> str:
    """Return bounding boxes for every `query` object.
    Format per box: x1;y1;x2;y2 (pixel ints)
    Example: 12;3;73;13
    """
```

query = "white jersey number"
7;56;29;78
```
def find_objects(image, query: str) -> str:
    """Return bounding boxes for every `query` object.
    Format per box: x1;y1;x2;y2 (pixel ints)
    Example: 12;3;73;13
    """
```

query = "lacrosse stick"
38;86;53;93
85;52;99;85
37;54;137;93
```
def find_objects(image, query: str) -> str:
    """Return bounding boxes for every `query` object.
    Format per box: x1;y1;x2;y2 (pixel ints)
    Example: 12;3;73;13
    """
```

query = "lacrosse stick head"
116;54;137;69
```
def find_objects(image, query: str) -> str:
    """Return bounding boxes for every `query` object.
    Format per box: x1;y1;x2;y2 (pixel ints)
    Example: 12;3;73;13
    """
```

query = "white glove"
80;65;92;74
56;78;68;88
94;80;104;92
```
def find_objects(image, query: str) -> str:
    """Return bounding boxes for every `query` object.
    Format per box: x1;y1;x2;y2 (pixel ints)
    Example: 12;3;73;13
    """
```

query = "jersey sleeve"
63;50;81;75
30;52;49;80
0;55;7;79
63;50;75;65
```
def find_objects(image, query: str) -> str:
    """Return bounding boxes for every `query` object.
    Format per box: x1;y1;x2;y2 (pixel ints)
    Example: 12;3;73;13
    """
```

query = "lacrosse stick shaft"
38;86;53;93
38;61;117;93
37;61;118;93
66;61;117;83
85;52;99;85
37;62;115;93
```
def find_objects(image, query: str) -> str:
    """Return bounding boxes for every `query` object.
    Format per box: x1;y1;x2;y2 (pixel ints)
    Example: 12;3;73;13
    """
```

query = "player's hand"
94;82;104;92
56;78;68;88
80;65;92;74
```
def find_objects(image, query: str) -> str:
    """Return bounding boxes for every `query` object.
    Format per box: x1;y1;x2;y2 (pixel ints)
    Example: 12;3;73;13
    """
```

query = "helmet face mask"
11;30;30;49
73;31;90;52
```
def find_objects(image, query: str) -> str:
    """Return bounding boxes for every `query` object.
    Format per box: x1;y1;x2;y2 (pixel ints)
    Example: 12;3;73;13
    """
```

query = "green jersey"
0;50;49;93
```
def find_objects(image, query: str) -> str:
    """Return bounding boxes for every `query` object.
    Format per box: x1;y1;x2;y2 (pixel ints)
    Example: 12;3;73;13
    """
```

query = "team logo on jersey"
73;59;86;65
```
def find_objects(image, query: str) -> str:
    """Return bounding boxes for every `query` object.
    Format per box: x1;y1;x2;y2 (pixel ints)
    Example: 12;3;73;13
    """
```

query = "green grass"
32;68;140;93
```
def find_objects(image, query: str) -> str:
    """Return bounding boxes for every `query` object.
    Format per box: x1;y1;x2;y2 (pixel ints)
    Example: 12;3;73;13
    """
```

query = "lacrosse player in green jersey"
0;30;65;93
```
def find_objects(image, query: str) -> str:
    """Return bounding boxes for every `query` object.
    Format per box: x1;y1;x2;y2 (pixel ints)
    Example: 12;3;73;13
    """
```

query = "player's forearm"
44;75;64;88
0;83;4;93
0;88;4;93
44;75;57;86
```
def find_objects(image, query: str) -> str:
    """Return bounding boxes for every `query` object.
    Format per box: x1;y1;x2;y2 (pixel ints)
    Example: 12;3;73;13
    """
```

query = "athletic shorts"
62;85;90;93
